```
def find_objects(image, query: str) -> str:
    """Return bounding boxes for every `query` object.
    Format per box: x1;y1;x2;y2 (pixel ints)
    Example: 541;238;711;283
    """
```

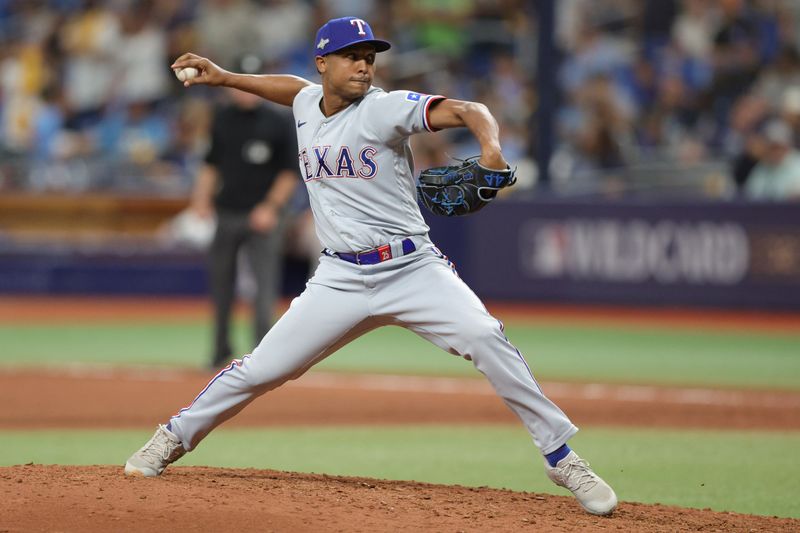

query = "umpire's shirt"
205;103;297;213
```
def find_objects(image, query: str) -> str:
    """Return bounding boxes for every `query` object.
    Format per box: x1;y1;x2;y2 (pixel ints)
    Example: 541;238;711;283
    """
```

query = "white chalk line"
296;373;800;410
11;363;190;383
4;364;799;410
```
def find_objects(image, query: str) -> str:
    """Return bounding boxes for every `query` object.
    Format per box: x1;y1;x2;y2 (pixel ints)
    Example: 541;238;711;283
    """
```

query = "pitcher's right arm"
171;53;312;107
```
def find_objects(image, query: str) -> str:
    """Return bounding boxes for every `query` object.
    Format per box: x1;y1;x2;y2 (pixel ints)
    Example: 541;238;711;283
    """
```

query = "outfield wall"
427;199;800;310
1;199;799;310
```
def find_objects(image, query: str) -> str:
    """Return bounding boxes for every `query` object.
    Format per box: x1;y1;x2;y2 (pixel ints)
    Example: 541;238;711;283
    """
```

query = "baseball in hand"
174;67;199;82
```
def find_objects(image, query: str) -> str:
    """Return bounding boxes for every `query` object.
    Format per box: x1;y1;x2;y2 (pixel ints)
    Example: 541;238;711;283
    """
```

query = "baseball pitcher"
125;16;617;516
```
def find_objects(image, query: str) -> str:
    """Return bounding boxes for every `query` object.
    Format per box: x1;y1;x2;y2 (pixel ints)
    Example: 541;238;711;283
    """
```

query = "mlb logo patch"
406;92;422;102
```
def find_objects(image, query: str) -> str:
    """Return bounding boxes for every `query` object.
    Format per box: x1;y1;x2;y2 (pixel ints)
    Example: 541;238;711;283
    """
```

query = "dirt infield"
1;367;799;531
1;367;799;430
1;465;797;533
3;297;799;531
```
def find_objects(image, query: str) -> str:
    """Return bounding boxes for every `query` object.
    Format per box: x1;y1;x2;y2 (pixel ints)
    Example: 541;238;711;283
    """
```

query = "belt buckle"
377;244;392;262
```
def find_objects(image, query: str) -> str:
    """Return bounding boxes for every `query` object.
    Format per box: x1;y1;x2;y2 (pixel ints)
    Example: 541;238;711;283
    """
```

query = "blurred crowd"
1;0;800;200
554;0;800;199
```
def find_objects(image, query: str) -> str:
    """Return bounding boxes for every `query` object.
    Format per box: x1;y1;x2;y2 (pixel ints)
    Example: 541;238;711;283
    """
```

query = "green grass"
0;322;214;367
1;320;799;389
1;426;798;518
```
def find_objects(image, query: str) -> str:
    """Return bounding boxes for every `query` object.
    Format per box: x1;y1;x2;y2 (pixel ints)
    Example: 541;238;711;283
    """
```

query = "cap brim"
369;40;391;52
319;39;391;56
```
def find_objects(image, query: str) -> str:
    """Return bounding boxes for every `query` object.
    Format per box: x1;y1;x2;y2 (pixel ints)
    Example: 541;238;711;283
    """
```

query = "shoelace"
140;429;180;464
558;457;599;493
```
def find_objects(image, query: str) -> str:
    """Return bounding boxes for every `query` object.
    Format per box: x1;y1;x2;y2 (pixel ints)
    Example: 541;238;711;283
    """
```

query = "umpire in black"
190;54;299;368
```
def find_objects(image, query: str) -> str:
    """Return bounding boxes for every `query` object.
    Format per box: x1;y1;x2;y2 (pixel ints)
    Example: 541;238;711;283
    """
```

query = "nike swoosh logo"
297;121;307;128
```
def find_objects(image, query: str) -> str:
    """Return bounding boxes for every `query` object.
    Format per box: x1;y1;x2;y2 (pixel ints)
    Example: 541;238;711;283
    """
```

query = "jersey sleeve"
292;83;322;117
368;90;446;143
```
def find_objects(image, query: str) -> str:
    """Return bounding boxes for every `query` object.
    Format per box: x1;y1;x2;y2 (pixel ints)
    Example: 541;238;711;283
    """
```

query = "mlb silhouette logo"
406;92;422;102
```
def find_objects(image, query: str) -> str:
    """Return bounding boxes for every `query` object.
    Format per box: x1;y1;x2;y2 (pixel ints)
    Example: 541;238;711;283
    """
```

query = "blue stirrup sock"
545;444;572;467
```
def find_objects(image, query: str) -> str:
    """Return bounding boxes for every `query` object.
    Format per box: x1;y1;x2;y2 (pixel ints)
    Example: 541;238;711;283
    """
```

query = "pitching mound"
1;465;796;532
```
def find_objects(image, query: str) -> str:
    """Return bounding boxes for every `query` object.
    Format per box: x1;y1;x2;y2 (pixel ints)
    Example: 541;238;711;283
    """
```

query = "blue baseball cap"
314;17;391;57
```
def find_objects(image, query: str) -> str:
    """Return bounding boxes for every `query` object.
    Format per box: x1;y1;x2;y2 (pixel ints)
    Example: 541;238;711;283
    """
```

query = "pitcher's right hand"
171;53;230;88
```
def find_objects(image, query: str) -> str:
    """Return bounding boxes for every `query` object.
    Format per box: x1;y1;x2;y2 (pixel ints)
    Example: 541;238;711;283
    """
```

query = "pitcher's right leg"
125;275;377;476
167;275;373;452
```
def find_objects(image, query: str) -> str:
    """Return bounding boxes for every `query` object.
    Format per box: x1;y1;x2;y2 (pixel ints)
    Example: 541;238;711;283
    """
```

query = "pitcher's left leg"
377;251;616;515
379;252;576;453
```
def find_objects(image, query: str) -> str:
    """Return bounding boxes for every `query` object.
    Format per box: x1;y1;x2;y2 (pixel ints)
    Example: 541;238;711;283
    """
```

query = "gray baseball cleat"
124;424;186;477
545;451;618;515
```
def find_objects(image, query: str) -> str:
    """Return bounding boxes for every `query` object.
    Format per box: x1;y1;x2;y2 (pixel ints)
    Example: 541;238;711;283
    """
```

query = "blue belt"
327;238;416;265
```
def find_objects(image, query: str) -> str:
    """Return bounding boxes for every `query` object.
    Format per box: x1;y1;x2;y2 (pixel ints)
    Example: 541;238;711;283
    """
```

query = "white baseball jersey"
293;84;444;252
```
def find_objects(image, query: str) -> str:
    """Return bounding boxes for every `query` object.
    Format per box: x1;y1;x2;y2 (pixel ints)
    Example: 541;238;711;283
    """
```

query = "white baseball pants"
169;240;578;454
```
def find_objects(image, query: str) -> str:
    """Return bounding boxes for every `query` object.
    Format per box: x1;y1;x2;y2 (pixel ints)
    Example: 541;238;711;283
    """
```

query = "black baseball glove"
417;156;516;217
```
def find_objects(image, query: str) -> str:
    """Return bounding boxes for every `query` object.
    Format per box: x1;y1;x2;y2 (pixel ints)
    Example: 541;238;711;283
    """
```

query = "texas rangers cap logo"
350;18;367;35
313;16;391;57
